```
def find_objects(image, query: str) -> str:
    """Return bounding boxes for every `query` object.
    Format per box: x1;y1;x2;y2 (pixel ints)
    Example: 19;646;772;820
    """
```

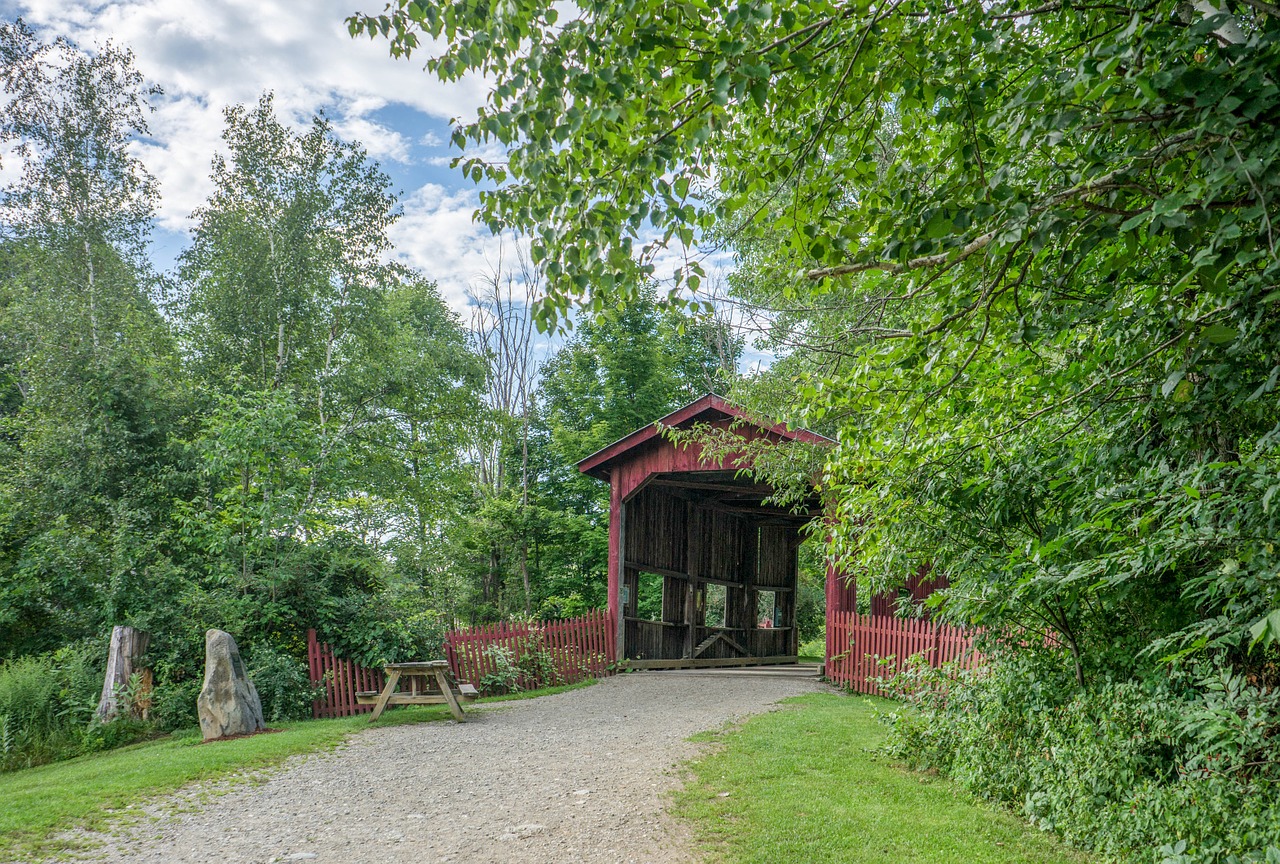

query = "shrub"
149;672;202;732
479;645;521;694
477;634;566;695
536;592;591;620
0;641;152;772
245;645;322;723
881;649;1280;863
0;654;65;770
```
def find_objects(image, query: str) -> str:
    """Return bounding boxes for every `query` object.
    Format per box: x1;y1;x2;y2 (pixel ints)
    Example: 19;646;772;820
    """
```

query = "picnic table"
355;660;478;722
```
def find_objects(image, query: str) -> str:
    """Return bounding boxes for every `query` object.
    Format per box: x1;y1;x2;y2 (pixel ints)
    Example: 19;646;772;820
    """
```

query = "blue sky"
1;0;505;311
149;101;476;274
1;0;772;370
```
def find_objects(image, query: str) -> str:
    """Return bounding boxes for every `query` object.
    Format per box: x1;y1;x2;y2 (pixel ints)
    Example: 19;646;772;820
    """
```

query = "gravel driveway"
82;670;822;864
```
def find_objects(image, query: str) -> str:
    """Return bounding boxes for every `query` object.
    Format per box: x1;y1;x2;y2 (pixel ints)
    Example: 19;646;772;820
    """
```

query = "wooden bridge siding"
624;485;687;574
607;420;790;634
624;618;687;661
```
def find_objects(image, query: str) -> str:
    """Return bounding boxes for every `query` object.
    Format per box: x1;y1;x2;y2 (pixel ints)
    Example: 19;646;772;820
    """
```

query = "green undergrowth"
0;683;588;862
676;692;1089;864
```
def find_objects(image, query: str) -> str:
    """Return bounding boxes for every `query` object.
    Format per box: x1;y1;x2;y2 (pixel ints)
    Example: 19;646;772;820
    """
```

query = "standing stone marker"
197;629;265;741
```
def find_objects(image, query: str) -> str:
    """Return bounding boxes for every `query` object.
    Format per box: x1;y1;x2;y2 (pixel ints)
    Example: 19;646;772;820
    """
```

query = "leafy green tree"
177;94;396;396
356;0;1280;667
0;21;185;656
529;290;740;614
356;5;1280;852
174;94;484;655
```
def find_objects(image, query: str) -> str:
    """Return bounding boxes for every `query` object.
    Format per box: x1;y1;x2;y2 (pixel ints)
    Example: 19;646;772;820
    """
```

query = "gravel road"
79;670;822;864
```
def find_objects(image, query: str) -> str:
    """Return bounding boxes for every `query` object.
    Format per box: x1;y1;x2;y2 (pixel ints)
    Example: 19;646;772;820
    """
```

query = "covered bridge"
578;394;851;669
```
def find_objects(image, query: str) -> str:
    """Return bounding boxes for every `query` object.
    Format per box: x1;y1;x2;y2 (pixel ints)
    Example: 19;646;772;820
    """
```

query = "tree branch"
805;130;1205;280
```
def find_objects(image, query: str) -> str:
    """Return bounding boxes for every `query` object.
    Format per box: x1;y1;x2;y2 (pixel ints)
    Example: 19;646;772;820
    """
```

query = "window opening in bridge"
704;583;727;628
757;590;779;628
635;571;664;622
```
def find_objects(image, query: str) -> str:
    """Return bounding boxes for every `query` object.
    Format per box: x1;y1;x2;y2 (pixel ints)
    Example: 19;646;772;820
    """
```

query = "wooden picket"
306;629;386;718
308;612;619;717
825;611;982;695
444;609;617;692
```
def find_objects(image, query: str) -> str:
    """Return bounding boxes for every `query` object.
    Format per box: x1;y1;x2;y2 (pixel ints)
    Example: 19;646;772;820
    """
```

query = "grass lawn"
676;692;1089;864
0;681;592;862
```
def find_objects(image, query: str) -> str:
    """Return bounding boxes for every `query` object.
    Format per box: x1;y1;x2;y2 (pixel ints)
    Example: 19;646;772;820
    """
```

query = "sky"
0;0;771;370
0;0;511;313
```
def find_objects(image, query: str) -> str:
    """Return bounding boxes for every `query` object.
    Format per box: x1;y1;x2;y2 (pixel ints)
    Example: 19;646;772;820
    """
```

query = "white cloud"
332;115;412;164
425;138;506;169
5;0;490;229
391;183;529;313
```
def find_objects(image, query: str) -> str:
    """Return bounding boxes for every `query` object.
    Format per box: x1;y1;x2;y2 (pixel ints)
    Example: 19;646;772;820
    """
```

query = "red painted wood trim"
577;393;832;478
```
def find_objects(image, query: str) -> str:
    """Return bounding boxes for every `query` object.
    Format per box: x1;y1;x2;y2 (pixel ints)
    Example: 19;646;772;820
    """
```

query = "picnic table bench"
355;660;478;722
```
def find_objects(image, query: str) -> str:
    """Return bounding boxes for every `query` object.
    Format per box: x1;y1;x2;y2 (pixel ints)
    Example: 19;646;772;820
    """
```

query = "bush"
881;649;1280;863
479;645;521;694
0;654;66;770
478;634;566;695
795;581;826;643
150;673;201;732
245;645;321;723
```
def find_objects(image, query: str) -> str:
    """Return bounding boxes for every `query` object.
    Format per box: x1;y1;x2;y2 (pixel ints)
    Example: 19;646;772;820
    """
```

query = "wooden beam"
649;478;777;496
710;503;816;518
623;561;688;580
624;655;800;670
617;496;628;661
721;632;749;656
684;498;698;660
622;617;685;627
368;669;402;722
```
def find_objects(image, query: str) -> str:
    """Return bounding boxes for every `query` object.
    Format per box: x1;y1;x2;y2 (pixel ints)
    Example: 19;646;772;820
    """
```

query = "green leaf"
1200;323;1238;345
1249;609;1280;651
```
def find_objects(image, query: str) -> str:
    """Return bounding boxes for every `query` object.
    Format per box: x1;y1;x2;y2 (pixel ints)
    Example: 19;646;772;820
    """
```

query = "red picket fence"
825;611;982;695
445;609;616;692
306;611;617;717
306;629;385;719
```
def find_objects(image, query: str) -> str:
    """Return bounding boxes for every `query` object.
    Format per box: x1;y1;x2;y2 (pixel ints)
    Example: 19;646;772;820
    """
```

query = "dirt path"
83;670;822;863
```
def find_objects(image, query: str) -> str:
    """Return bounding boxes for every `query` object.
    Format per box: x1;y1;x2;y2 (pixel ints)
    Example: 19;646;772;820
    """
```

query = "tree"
354;0;1280;661
526;289;741;614
173;93;483;657
0;20;184;656
465;260;543;616
353;10;1280;850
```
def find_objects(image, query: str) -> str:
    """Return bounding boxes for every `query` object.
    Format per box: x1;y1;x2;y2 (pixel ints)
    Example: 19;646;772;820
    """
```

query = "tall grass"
0;642;147;772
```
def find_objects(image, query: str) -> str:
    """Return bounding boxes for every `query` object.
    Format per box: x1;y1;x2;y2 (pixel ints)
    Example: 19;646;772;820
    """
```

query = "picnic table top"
383;660;450;672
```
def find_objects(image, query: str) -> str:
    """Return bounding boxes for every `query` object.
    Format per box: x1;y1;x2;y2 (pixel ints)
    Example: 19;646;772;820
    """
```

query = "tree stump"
96;625;150;722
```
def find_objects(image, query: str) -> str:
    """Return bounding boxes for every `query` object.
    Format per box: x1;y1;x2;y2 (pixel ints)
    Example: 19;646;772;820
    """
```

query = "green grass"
798;634;825;664
0;682;592;862
676;692;1089;864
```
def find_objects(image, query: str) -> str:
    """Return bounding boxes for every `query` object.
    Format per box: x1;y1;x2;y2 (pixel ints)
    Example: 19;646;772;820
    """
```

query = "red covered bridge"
577;393;858;669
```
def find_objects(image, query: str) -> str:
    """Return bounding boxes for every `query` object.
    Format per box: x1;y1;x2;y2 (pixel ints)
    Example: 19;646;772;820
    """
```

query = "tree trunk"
96;625;150;722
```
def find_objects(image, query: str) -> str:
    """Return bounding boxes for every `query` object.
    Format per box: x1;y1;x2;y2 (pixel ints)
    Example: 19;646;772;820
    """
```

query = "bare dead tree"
467;248;544;616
